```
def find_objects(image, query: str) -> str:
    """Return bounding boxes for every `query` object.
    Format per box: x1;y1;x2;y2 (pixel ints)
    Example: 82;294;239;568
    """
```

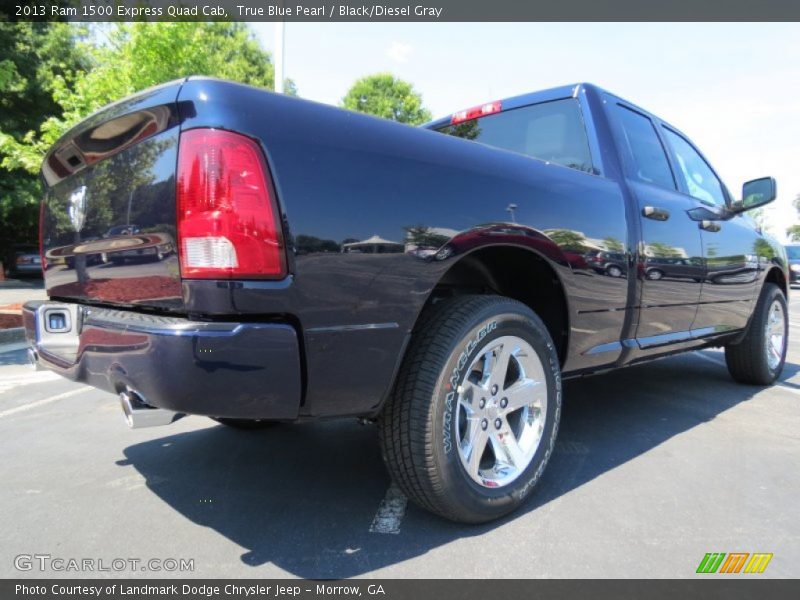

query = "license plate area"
34;302;82;362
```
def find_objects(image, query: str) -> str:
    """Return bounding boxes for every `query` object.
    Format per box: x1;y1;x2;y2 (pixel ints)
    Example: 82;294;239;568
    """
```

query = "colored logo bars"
696;553;773;574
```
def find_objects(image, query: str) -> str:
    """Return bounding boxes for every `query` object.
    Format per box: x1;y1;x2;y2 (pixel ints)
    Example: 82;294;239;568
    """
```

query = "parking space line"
369;483;408;534
775;384;800;397
694;351;800;397
0;387;89;419
0;342;30;353
0;370;60;394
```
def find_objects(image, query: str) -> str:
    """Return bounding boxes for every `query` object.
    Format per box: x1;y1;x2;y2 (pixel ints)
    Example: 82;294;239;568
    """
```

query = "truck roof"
424;82;676;134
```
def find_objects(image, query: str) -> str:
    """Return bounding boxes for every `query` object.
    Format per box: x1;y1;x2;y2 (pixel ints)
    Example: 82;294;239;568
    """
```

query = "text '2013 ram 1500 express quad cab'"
25;78;789;523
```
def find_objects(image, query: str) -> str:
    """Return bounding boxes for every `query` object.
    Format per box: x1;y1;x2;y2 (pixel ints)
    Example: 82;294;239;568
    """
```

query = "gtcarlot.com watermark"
14;554;194;573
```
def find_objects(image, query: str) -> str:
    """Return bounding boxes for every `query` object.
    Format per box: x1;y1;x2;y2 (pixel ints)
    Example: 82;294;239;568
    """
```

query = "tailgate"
41;79;185;311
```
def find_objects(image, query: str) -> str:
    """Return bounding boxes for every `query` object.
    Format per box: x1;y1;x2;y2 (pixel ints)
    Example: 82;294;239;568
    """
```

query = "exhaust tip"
119;389;184;429
27;348;41;371
119;391;135;428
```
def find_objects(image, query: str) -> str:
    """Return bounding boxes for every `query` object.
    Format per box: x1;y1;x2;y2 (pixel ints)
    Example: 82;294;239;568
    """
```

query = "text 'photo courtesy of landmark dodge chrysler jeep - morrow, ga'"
25;78;788;523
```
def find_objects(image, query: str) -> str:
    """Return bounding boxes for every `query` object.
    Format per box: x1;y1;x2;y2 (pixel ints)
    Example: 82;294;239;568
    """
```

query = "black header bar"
5;0;800;22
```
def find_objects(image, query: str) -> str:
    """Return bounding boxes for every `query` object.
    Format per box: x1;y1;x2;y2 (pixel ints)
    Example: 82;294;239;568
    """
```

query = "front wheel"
379;295;561;524
725;283;788;385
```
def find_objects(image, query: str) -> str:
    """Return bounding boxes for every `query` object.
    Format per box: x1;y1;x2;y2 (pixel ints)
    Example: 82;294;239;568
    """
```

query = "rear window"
436;98;594;174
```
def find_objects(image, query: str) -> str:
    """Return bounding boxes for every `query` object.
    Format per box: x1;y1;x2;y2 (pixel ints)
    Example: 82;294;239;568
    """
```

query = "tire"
725;283;788;385
211;417;277;430
606;265;623;278
379;294;562;524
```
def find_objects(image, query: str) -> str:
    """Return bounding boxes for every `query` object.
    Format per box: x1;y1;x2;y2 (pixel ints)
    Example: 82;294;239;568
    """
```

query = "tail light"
176;128;285;279
451;101;502;125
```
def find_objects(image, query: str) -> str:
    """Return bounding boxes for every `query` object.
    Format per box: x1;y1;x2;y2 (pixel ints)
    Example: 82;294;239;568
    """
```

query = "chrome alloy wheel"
764;299;786;371
455;335;547;488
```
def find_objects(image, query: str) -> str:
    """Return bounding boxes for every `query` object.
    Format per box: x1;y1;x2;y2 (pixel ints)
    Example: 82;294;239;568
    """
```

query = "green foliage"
342;73;431;125
404;225;449;249
789;194;800;241
602;236;624;253
646;241;683;258
0;22;294;254
753;237;777;260
0;22;89;257
444;120;481;140
295;234;340;254
545;229;588;253
747;206;771;233
2;22;292;176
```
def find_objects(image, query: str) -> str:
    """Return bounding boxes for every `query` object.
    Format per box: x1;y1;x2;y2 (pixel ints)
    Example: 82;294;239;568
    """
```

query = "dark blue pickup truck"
25;78;788;523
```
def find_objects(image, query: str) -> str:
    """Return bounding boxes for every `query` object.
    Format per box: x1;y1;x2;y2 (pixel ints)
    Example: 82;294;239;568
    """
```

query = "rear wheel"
379;295;561;523
725;283;788;385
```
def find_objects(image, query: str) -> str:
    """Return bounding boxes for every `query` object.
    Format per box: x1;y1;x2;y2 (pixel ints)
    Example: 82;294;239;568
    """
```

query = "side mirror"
733;177;777;213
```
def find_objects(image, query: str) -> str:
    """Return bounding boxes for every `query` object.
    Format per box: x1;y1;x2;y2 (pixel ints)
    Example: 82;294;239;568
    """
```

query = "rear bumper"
23;301;302;420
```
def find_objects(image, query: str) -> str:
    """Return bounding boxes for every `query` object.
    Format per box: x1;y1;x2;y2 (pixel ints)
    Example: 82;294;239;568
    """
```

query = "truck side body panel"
30;78;788;421
176;80;630;416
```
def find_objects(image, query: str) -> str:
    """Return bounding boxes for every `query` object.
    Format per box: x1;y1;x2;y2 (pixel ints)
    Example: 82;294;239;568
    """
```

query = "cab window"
662;128;726;207
436;98;594;174
614;105;676;190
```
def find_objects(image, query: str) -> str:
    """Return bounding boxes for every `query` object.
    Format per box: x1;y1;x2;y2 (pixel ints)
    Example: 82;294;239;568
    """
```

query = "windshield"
786;245;800;260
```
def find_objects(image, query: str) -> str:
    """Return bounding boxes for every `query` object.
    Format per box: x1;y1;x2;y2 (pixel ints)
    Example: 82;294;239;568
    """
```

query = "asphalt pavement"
0;290;798;579
0;277;47;306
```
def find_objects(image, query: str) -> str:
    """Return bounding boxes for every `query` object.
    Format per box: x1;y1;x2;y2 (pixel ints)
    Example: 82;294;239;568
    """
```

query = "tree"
404;225;449;249
295;235;340;254
646;241;683;258
342;73;431;125
2;22;295;176
0;22;89;256
0;22;295;255
545;229;588;253
787;194;800;241
753;238;777;261
602;236;624;253
748;206;771;233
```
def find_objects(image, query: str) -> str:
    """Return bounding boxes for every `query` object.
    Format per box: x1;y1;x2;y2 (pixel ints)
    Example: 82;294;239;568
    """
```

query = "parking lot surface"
0;292;798;579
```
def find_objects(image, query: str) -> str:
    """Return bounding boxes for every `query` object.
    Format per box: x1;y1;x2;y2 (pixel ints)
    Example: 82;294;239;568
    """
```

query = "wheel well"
765;266;787;297
422;246;569;365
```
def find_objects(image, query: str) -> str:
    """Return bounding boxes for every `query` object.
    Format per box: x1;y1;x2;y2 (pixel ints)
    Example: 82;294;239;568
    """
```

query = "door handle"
699;220;721;232
642;206;670;221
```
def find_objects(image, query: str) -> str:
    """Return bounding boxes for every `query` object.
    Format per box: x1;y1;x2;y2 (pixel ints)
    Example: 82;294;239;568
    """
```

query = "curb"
0;328;26;345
